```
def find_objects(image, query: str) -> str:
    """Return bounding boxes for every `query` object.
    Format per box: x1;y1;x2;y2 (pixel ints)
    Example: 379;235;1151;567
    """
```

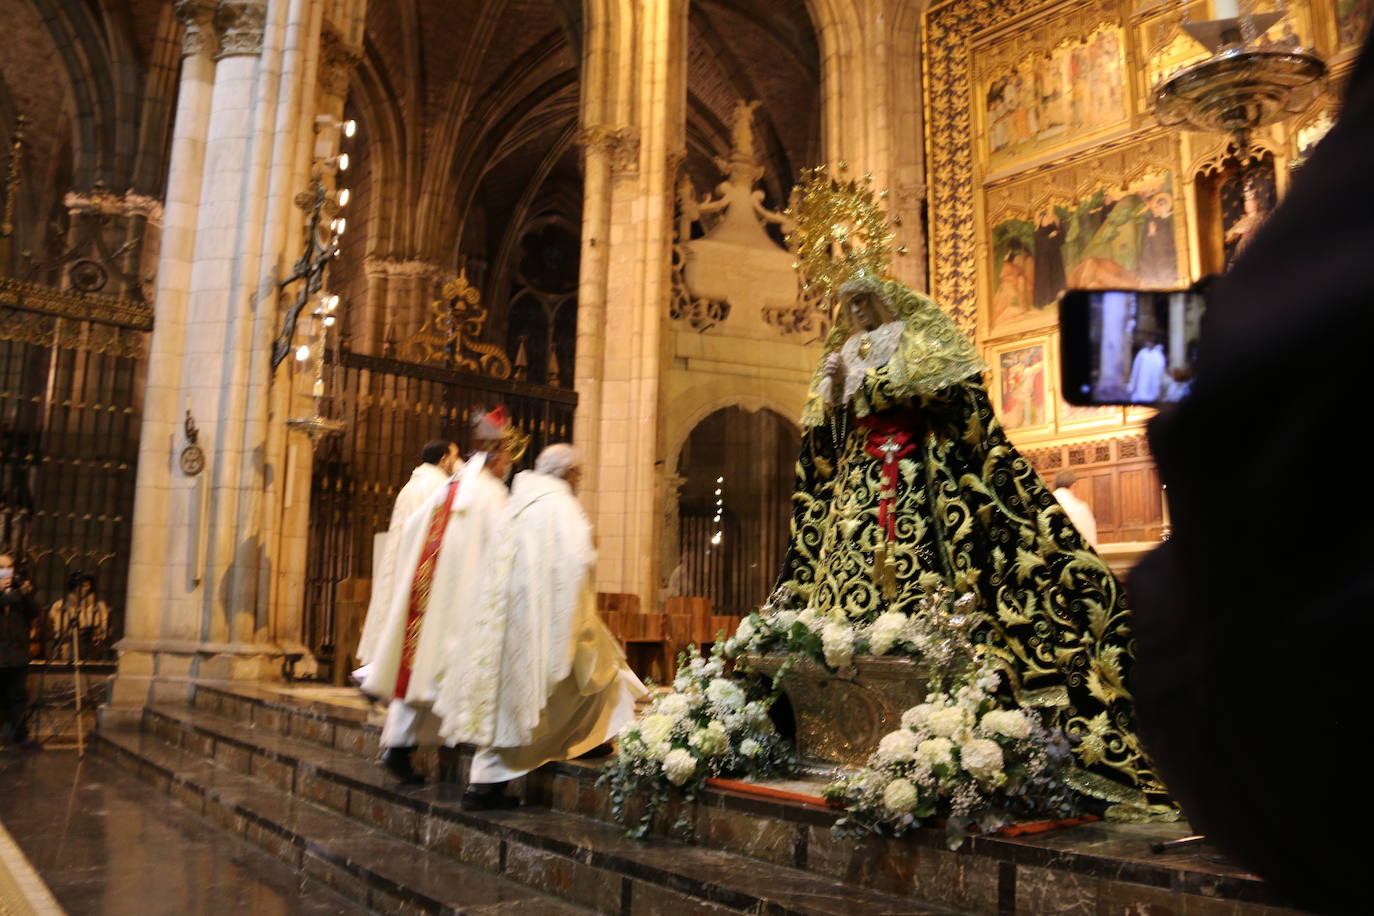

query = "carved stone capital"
63;187;165;226
363;256;443;280
579;125;641;176
214;0;267;60
318;25;363;97
175;0;219;58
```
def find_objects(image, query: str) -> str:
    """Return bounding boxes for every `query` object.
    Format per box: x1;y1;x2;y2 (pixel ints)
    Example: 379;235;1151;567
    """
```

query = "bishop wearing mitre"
433;444;647;810
361;408;518;785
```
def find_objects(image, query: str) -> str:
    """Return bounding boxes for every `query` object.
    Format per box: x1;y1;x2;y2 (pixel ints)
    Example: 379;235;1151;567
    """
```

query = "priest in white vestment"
361;409;516;784
433;444;647;810
353;439;459;681
1127;339;1166;402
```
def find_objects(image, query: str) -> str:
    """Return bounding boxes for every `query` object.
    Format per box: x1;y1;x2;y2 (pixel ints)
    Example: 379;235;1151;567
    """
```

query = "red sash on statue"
393;479;460;701
856;410;919;542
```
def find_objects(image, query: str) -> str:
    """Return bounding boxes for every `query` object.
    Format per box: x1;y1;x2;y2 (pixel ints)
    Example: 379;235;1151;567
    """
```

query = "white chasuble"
434;471;646;777
360;454;508;705
355;461;454;667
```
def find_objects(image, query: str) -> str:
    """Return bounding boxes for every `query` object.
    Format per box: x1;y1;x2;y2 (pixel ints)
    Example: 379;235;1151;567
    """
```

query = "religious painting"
991;338;1052;437
983;134;1186;338
974;6;1129;175
1336;0;1374;49
1138;1;1317;95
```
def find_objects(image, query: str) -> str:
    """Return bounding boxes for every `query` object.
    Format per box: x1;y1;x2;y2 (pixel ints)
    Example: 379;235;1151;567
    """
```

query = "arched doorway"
672;406;799;617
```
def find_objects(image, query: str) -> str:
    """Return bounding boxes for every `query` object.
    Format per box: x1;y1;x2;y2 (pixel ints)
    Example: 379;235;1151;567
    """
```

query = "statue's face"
842;290;884;331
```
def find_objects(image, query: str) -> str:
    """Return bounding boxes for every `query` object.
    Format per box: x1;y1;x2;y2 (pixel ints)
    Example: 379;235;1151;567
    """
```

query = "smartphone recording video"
1059;288;1204;407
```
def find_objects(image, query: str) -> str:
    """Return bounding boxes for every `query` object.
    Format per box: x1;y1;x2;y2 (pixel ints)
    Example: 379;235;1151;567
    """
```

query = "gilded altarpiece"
924;0;1366;543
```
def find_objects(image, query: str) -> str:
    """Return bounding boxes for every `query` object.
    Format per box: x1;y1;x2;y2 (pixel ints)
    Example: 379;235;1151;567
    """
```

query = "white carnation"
822;621;855;669
960;738;1005;780
876;728;919;764
663;748;698;785
639;713;675;747
657;693;692;719
740;738;761;758
915;737;954;768
980;708;1030;740
868;611;909;656
901;703;937;730
882;777;919;814
648;741;673;761
926;706;973;739
705;678;746;711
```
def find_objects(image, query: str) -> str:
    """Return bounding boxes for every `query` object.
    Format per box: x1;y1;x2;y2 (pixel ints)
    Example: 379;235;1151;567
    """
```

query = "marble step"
113;703;954;915
93;725;592;915
173;683;1306;916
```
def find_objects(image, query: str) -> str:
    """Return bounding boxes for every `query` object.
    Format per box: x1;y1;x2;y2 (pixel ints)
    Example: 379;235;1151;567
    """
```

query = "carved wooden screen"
303;348;577;665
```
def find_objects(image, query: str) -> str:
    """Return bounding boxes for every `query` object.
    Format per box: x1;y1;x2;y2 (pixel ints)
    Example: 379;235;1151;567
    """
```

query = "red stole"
393;479;460;701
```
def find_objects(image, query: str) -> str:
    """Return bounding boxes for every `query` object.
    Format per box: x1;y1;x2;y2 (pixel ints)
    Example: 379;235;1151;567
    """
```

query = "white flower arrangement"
822;662;1081;849
599;641;796;838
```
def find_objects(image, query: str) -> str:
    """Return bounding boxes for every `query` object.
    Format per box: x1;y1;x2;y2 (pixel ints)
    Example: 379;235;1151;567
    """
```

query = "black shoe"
381;746;424;786
576;742;614;760
461;783;519;811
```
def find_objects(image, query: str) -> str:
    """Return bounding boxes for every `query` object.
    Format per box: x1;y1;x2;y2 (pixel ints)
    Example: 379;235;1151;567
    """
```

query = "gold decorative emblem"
404;269;512;378
784;164;897;309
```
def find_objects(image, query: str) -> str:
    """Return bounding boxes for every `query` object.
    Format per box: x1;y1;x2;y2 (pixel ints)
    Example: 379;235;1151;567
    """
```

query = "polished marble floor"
0;749;367;916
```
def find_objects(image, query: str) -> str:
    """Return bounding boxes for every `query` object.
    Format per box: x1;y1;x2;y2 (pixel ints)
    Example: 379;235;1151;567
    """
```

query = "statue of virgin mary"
776;270;1173;818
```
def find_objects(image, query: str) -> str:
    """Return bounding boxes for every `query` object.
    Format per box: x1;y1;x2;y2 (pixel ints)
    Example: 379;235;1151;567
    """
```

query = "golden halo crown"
784;164;898;310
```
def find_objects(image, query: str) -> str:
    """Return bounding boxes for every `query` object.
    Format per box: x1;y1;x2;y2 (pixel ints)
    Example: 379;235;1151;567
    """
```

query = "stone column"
576;0;688;608
115;0;331;706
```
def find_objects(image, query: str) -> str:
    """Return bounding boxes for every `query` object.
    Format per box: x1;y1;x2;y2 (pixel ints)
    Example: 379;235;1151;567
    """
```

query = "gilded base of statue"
739;654;929;773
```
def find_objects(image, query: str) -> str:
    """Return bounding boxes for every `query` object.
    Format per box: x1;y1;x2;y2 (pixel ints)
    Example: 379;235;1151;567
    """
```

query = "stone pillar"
576;0;688;609
115;0;333;706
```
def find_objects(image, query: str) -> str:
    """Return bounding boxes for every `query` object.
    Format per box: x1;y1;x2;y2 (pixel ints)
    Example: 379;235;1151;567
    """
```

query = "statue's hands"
823;353;847;405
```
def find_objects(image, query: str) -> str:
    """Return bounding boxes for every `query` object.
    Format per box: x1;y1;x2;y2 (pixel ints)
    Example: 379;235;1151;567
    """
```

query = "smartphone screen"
1059;289;1205;407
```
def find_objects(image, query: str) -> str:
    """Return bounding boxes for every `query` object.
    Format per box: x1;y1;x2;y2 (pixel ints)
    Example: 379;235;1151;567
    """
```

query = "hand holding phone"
1059;288;1206;407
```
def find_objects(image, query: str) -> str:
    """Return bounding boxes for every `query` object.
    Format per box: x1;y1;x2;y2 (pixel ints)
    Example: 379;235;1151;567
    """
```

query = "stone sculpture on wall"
672;100;815;340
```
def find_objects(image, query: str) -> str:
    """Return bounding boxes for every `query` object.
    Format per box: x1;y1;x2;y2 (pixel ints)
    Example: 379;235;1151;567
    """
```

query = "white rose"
648;741;673;761
663;748;698;785
705;678;746;711
868;612;909;656
876;728;919;764
740;738;761;757
980;708;1030;740
689;721;728;756
882;777;919;814
822;621;855;669
736;616;757;643
639;713;675;747
771;609;799;630
926;706;973;739
960;738;1005;781
915;737;954;768
901;703;937;730
658;693;692;719
796;607;824;632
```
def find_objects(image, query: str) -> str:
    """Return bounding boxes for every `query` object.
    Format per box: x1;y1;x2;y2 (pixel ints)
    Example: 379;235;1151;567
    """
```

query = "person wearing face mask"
360;408;522;785
777;273;1173;821
1;553;40;750
434;443;647;810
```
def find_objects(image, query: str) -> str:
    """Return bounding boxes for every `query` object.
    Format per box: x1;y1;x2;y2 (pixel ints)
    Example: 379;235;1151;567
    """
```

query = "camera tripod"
27;611;109;755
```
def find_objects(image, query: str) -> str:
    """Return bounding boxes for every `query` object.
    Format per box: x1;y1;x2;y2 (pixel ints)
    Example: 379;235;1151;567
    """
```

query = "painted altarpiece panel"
981;134;1187;339
989;335;1054;438
972;2;1133;177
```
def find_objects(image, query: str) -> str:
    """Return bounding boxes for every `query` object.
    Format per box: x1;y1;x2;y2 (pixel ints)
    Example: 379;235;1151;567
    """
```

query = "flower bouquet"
821;661;1081;849
598;641;796;838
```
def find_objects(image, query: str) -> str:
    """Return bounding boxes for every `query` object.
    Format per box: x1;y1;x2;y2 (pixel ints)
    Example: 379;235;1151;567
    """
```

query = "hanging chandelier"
1151;1;1325;149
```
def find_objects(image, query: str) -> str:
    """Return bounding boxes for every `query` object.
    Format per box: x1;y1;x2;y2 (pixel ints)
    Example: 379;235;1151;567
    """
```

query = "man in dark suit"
1128;34;1373;914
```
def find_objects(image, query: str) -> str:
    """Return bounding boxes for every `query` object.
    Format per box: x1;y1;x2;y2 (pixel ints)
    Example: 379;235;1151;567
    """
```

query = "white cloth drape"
355;462;453;667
